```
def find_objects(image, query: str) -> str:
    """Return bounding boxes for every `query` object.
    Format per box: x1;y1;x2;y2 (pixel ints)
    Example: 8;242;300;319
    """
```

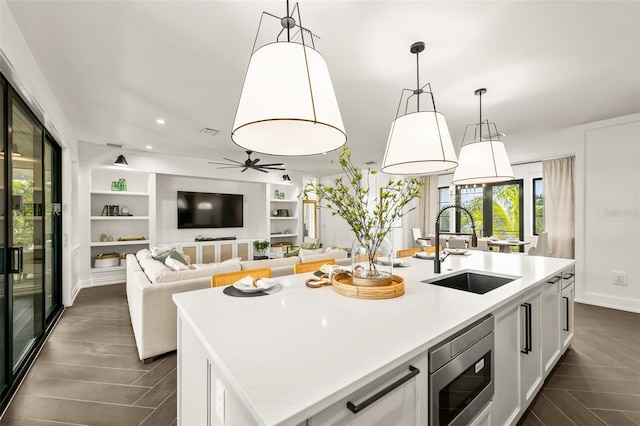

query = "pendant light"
381;41;457;175
231;1;346;156
452;88;514;185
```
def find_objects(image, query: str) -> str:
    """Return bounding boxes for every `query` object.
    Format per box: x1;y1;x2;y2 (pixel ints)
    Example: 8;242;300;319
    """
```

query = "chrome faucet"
434;205;478;273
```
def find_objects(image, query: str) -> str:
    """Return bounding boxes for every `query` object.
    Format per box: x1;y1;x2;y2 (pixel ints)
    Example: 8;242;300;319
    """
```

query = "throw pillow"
222;257;242;264
153;248;188;265
283;248;300;258
165;256;189;271
300;241;319;249
150;245;174;257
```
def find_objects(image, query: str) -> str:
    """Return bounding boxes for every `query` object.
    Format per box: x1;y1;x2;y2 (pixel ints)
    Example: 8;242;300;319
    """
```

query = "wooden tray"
331;272;405;299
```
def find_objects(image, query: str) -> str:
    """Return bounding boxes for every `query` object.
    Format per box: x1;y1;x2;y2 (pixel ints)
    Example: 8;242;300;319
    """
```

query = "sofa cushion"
240;256;300;271
153;248;188;265
136;248;153;261
138;257;172;282
155;262;241;283
165;256;190;271
299;248;325;256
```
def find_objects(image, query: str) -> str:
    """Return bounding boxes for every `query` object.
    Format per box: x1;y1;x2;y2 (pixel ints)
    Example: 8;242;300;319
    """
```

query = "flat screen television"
177;191;243;229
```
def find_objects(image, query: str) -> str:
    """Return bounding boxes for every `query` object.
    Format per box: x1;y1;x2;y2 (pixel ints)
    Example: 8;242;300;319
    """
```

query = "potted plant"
306;146;423;286
253;240;270;259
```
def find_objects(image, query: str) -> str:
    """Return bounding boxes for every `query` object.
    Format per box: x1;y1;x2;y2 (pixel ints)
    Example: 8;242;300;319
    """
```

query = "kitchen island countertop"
173;251;575;425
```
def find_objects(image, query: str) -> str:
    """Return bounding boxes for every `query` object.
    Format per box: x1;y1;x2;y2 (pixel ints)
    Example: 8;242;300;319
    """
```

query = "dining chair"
294;259;336;274
397;248;421;258
528;232;548;256
448;238;467;249
472;239;490;251
412;228;430;248
211;267;272;287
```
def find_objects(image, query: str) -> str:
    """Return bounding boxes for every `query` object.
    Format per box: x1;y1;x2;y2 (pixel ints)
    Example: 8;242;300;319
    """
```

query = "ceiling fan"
208;150;285;173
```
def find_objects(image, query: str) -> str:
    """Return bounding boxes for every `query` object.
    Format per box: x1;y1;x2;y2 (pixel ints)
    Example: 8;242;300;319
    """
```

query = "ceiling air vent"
365;161;378;165
200;127;219;136
106;143;123;148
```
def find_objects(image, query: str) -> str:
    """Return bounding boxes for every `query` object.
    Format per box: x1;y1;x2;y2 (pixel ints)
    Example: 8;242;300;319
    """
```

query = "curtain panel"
543;156;575;259
418;175;439;236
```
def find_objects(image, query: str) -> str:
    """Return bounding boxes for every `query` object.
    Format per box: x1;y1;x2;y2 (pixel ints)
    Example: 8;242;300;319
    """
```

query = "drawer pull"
547;276;561;284
346;365;420;414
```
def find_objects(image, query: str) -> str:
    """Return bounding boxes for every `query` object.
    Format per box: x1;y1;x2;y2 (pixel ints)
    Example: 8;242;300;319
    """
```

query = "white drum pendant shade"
232;42;346;156
452;140;514;185
381;111;458;175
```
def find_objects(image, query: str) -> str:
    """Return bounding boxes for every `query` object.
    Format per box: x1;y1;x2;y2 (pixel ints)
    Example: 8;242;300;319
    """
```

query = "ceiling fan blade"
241;167;249;172
223;158;245;165
250;158;260;167
216;166;242;169
257;163;285;167
256;168;268;173
260;166;286;171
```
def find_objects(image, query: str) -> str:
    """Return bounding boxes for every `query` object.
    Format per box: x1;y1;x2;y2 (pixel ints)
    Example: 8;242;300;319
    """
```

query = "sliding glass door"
9;93;44;369
0;76;63;410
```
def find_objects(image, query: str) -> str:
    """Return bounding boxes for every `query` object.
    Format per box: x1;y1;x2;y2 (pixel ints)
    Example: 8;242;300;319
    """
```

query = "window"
533;178;544;235
438;187;450;232
455;180;525;251
456;186;484;235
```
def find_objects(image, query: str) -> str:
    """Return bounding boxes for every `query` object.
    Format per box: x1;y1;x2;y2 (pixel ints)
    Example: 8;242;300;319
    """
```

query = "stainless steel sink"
423;271;516;294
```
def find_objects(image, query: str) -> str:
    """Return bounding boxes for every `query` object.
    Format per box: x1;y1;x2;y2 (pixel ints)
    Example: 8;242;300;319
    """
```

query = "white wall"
155;174;265;243
582;118;639;312
1;1;79;305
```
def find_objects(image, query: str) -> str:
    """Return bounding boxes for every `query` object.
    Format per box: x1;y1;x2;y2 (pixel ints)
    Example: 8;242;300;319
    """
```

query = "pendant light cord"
416;51;420;111
286;0;290;42
479;90;482;140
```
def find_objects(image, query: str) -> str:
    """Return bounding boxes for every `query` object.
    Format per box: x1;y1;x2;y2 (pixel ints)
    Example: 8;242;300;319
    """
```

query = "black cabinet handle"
563;296;570;331
521;303;532;354
563;273;575;279
547;276;561;284
347;365;420;414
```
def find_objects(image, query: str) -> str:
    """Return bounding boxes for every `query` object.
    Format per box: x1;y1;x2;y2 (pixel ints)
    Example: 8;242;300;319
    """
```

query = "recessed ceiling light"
145;145;153;150
156;118;165;125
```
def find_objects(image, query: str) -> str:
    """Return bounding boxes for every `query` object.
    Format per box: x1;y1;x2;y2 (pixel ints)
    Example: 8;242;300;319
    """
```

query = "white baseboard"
575;293;640;313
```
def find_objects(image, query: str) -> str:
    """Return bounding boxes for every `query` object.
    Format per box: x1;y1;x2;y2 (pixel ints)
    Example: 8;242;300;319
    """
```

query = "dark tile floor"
1;284;638;425
1;284;177;426
519;302;640;425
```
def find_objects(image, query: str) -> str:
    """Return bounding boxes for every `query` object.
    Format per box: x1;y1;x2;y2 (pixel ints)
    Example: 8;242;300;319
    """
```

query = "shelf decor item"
253;239;270;258
306;145;423;289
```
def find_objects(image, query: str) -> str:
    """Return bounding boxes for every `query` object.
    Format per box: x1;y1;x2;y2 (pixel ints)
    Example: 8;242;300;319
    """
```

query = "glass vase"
351;238;393;286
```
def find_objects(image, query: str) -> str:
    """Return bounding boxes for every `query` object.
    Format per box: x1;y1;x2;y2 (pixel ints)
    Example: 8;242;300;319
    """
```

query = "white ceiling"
6;1;640;176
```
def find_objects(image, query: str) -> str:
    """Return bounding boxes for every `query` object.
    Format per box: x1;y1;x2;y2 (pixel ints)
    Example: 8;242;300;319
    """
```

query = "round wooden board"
331;272;405;299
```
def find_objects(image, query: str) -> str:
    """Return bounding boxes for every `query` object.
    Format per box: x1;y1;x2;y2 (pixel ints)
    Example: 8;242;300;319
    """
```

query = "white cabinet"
493;264;576;426
308;353;428;426
177;315;260;426
493;299;523;426
89;168;155;284
267;183;300;249
561;266;575;352
520;286;543;407
541;274;562;377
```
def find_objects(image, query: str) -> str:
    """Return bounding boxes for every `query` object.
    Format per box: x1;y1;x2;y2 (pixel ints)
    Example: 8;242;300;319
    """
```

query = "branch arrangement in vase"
305;146;424;279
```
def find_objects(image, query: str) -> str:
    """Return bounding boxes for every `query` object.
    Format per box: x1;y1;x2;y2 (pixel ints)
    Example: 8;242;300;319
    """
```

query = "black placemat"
223;286;269;297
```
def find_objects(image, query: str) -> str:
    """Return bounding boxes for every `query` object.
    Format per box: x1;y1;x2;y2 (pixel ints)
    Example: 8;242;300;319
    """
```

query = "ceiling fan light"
382;111;457;175
113;154;129;167
232;40;346;156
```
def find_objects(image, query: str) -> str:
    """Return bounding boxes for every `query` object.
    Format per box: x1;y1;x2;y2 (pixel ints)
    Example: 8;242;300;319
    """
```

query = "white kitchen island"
173;251;575;426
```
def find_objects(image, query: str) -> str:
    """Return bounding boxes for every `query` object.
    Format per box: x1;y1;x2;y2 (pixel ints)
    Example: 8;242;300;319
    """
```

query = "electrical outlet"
613;271;627;286
216;379;225;424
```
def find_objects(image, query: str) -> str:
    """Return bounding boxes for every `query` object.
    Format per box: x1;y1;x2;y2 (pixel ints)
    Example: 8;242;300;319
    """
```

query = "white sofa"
126;247;349;361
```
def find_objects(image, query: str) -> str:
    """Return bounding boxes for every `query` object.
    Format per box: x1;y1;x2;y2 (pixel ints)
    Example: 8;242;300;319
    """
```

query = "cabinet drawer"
561;266;575;289
308;353;427;426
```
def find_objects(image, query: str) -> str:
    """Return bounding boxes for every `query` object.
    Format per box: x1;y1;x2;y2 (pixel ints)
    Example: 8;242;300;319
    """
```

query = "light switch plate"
613;271;627;286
